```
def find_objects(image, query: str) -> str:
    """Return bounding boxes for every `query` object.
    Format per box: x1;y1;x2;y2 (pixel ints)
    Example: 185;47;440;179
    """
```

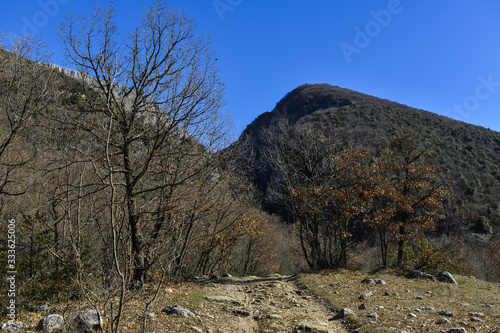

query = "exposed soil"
189;274;348;333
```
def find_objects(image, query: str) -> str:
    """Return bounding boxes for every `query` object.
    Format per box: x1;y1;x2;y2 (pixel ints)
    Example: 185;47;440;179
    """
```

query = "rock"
415;296;424;300
162;305;195;318
448;329;467;333
297;321;329;332
233;309;251;317
436;318;450;325
468;312;485;317
330;282;343;288
367;313;379;319
266;314;282;320
32;303;50;312
0;322;26;332
37;314;64;331
406;270;437;282
358;303;366;310
222;273;232;278
438;310;455;317
361;278;386;285
384;291;392;296
209;275;220;281
437;271;457;284
332;308;356;319
408;313;417;318
469;317;482;322
72;310;103;332
359;291;373;300
484;304;494;308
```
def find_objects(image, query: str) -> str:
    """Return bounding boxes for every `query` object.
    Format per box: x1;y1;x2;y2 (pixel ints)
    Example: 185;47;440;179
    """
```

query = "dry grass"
10;271;500;332
299;269;500;332
12;282;204;332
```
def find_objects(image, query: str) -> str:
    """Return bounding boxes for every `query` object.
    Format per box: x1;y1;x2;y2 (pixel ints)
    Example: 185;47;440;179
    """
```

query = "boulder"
438;310;455;317
72;310;103;332
332;308;356;319
162;305;195;318
37;314;64;331
406;270;437;282
448;329;467;333
0;322;26;332
436;318;450;325
359;291;373;300
437;271;457;284
362;278;386;285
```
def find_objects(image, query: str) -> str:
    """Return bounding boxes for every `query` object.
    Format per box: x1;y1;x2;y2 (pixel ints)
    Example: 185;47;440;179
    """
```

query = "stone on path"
162;305;195;318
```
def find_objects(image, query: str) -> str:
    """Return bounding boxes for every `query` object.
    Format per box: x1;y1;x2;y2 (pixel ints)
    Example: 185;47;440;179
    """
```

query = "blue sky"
2;0;500;134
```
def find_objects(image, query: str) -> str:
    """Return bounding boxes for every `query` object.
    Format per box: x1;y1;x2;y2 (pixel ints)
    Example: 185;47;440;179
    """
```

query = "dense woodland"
1;2;500;330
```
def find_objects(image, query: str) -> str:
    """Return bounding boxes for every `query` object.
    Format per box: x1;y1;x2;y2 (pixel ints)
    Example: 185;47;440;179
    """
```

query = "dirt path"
190;274;348;333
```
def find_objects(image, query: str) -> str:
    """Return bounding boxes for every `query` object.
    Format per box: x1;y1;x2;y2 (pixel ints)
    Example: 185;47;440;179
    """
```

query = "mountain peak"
273;83;353;118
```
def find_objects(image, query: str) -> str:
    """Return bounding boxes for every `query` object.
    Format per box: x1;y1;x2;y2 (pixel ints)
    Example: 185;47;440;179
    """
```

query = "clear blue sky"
2;0;500;134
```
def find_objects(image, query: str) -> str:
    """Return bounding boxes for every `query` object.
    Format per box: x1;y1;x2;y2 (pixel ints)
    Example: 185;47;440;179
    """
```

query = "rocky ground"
188;274;348;333
4;271;500;332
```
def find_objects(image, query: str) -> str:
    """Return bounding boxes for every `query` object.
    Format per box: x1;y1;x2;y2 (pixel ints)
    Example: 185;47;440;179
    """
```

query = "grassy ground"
299;269;500;332
9;270;500;332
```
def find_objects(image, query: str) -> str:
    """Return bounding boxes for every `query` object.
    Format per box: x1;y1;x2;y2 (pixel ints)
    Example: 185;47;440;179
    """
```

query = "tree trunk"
397;224;406;267
379;229;388;268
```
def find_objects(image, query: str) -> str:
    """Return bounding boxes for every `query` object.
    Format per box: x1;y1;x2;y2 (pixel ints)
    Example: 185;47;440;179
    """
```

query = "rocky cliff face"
44;63;91;82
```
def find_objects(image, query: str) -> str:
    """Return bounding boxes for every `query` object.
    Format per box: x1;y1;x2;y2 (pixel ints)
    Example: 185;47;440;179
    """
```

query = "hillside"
236;83;500;237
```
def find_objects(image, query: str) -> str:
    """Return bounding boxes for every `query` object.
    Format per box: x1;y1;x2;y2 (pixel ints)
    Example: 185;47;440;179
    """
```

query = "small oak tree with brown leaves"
379;133;447;268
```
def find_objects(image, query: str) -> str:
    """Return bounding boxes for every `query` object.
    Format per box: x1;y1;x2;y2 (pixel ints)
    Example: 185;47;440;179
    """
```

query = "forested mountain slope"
237;83;500;234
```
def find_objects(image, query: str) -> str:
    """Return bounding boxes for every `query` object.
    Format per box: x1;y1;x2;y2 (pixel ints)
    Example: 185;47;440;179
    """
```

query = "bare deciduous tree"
59;1;225;287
